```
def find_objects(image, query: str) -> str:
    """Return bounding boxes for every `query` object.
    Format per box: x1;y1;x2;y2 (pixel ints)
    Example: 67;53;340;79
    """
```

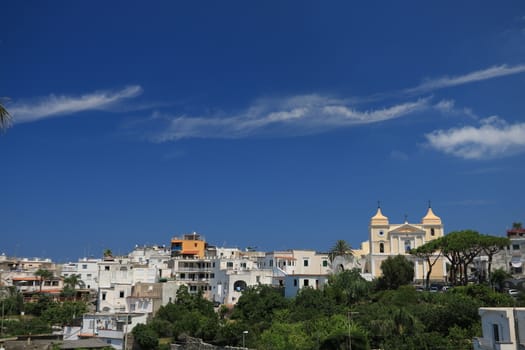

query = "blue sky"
1;2;524;262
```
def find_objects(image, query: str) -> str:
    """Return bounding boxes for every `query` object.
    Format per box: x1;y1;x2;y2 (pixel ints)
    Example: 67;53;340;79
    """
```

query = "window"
513;244;520;250
82;264;88;269
180;273;185;279
303;259;309;267
430;228;435;236
379;230;384;236
322;260;328;267
226;262;234;268
87;273;92;277
104;266;110;271
379;242;385;253
294;279;297;287
304;279;309;287
102;292;106;301
119;291;125;298
256;276;260;283
493;324;500;342
405;240;411;253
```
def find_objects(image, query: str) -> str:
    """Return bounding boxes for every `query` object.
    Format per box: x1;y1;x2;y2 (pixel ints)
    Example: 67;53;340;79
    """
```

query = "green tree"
326;268;371;306
132;323;159;350
329;240;354;263
62;274;85;300
438;230;483;285
259;322;314;350
41;301;88;326
479;235;510;283
34;269;54;293
410;240;442;289
103;249;113;259
153;285;218;341
378;255;414;290
231;284;288;334
490;268;511;292
289;287;341;322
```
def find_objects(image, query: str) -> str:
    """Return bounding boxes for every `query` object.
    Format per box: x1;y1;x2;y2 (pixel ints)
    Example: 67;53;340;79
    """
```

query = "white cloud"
10;85;143;124
404;64;525;94
146;95;430;142
425;117;525;159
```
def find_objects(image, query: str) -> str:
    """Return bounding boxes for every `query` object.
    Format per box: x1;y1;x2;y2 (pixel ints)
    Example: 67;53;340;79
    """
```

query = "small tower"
421;202;443;238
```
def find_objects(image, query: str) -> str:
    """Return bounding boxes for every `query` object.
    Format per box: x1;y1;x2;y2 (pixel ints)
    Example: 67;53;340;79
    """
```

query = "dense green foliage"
131;264;520;350
0;289;88;337
377;255;414;290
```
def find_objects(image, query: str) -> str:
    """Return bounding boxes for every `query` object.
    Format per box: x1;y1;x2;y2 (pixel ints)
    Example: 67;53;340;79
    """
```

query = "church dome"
370;207;389;226
422;207;441;225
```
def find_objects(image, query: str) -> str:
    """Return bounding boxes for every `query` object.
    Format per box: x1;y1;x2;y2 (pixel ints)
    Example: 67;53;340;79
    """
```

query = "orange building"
170;232;207;258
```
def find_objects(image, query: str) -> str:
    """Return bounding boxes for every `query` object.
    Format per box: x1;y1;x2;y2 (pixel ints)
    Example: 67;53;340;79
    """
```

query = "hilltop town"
1;206;524;349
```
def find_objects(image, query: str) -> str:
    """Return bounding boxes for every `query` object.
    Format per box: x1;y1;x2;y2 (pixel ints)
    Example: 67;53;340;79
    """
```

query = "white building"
260;250;331;298
97;257;158;313
211;252;273;305
127;245;171;279
284;274;330;298
63;312;148;350
473;307;525;350
61;257;101;290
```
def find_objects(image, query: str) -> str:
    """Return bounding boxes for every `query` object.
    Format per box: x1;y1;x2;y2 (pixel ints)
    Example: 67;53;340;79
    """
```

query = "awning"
511;258;523;268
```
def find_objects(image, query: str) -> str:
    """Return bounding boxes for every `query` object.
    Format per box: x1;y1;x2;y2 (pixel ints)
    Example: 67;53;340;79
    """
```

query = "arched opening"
233;280;247;292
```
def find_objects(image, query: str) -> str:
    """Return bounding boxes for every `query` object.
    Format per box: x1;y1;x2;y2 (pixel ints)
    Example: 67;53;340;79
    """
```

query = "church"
353;205;447;283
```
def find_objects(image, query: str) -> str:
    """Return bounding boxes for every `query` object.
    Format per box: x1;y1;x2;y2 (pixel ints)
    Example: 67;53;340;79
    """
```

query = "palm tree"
63;274;85;300
63;274;84;290
0;101;11;131
328;239;354;263
34;269;54;293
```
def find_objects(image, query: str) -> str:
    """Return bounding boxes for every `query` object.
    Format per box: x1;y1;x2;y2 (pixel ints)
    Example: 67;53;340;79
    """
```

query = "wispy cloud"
142;95;431;142
10;85;143;124
425;116;525;159
404;64;525;95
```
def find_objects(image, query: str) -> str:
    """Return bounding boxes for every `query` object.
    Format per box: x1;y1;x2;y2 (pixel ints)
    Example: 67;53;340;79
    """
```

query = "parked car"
508;289;520;296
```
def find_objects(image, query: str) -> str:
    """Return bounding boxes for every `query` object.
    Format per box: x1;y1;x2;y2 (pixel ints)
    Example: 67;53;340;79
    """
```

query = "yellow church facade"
353;205;447;283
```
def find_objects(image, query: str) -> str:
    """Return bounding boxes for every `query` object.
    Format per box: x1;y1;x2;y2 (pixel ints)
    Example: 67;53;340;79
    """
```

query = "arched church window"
379;242;384;253
431;228;435;236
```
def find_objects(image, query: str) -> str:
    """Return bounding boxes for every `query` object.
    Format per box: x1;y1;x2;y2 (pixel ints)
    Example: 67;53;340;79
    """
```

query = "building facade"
354;205;447;283
473;307;525;350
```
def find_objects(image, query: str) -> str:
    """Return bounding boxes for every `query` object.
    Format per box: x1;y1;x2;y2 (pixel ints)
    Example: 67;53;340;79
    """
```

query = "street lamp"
348;312;359;350
242;330;248;349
